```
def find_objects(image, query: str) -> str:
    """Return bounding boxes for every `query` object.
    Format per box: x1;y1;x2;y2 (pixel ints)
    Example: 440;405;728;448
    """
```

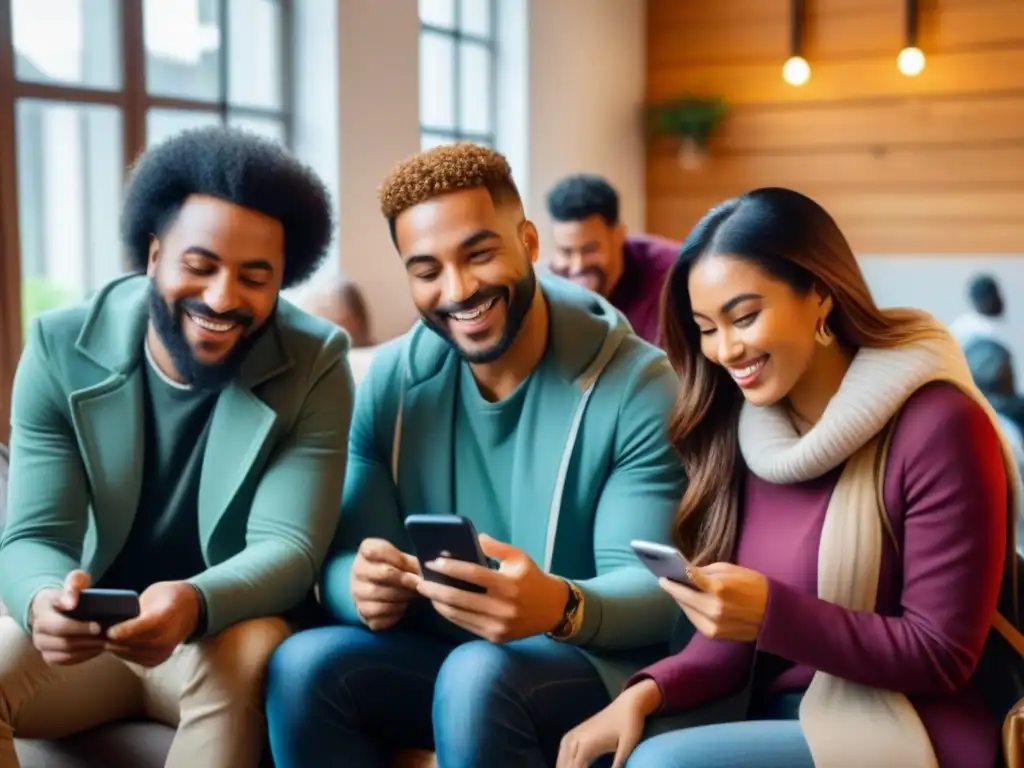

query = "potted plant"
647;96;728;171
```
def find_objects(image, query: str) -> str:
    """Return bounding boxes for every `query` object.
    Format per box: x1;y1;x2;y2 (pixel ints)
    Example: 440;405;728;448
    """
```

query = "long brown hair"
661;187;938;565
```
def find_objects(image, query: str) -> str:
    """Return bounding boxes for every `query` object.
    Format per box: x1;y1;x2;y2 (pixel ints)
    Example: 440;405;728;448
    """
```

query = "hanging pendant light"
783;0;810;86
897;0;926;76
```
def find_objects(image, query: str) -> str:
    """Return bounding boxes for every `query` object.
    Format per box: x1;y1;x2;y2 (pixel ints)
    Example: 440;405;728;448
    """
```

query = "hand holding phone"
58;588;141;630
630;540;701;590
30;570;130;666
103;581;206;667
350;538;422;631
403;522;569;644
655;561;770;643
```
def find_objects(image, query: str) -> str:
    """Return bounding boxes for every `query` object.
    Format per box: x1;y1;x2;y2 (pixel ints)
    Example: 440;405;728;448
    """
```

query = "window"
418;0;496;151
0;0;293;443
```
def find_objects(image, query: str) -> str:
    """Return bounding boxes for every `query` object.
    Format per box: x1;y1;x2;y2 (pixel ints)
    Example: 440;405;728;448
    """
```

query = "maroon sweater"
609;235;678;346
632;384;1008;767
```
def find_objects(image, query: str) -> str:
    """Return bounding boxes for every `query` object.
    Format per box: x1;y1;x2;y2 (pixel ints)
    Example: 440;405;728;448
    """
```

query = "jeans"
264;625;611;768
626;693;814;768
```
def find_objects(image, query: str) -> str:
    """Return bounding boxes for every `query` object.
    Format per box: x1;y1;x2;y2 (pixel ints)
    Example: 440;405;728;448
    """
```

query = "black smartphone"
404;514;491;594
58;588;141;631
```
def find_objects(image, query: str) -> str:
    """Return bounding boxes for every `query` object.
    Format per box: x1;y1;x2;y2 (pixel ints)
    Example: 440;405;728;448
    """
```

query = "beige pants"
0;614;291;768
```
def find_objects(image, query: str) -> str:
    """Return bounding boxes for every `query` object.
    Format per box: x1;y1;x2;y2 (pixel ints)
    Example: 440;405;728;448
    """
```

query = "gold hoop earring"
815;319;834;347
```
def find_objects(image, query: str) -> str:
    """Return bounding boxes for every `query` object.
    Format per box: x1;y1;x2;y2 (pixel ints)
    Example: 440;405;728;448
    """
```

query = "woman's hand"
661;562;769;642
556;678;662;768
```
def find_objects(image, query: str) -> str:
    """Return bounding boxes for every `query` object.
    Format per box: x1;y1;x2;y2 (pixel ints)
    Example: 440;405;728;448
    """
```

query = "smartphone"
630;540;700;589
404;514;491;594
58;588;141;631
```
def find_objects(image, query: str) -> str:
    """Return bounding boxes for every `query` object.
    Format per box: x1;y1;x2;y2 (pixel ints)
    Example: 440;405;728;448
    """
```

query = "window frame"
0;0;294;443
419;0;498;148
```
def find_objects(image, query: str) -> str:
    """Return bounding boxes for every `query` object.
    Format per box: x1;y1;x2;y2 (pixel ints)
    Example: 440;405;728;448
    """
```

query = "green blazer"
320;275;686;694
0;275;354;635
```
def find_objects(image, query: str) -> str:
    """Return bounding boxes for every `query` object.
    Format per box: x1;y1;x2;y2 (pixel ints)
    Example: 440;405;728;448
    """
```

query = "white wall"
333;0;421;340
329;0;648;341
525;0;647;244
860;255;1024;380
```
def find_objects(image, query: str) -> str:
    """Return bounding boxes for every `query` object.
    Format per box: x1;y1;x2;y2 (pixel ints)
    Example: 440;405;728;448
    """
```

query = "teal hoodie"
319;275;686;694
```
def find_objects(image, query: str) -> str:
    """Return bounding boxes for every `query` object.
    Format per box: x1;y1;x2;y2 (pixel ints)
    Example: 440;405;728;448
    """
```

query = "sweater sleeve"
757;385;1007;694
566;355;688;650
624;632;755;714
0;320;85;631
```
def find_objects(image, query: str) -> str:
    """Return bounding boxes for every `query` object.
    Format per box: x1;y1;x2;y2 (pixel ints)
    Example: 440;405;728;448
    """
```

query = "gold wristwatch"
548;579;584;641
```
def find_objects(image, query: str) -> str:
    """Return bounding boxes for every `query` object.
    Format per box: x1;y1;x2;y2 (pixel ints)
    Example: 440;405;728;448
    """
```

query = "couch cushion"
15;722;174;768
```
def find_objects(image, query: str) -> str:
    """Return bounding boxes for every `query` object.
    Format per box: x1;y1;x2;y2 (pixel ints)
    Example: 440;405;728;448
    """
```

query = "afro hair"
378;143;522;226
121;125;334;288
545;173;619;225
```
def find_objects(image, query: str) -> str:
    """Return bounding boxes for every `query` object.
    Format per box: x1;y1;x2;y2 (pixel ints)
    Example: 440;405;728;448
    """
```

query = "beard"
147;280;271;391
419;268;538;365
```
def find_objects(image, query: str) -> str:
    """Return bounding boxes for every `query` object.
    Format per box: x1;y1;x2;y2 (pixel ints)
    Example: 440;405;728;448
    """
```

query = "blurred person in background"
546;174;678;345
965;337;1024;552
965;337;1024;440
299;275;375;348
298;275;378;385
950;274;1009;350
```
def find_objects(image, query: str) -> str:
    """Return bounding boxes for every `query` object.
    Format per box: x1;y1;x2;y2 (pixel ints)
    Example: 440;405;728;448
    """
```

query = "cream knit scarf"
738;313;1020;768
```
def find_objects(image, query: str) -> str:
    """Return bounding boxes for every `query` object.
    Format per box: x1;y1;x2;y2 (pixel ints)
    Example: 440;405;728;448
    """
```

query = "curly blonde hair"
378;143;521;221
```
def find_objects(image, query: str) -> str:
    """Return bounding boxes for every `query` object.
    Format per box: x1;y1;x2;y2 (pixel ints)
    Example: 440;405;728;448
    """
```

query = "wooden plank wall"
646;0;1024;253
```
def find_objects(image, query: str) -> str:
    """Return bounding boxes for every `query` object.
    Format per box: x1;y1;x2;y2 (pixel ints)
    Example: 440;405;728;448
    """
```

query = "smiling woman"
661;188;939;566
556;188;1019;768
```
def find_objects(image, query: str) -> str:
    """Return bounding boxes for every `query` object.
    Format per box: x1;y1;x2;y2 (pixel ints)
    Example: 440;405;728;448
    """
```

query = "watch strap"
548;579;583;641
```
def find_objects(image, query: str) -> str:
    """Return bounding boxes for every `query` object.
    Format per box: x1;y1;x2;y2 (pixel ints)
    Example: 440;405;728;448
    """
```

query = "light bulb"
897;46;925;76
782;56;811;87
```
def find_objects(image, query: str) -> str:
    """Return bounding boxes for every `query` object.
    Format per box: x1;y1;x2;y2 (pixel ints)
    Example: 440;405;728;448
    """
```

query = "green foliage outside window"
21;276;77;339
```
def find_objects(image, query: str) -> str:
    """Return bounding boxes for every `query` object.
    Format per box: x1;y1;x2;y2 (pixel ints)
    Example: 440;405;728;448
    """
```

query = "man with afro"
267;143;685;767
545;173;679;346
0;126;352;768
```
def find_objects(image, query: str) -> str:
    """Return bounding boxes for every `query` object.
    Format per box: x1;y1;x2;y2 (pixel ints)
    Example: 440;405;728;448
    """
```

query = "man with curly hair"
0;126;352;768
266;144;685;767
545;173;679;345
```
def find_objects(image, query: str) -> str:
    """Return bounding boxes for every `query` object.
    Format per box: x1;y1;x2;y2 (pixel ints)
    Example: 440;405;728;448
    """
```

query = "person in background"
950;274;1009;349
558;188;1015;768
965;337;1024;441
300;274;376;348
965;337;1024;552
0;126;350;768
265;144;685;768
545;174;678;345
